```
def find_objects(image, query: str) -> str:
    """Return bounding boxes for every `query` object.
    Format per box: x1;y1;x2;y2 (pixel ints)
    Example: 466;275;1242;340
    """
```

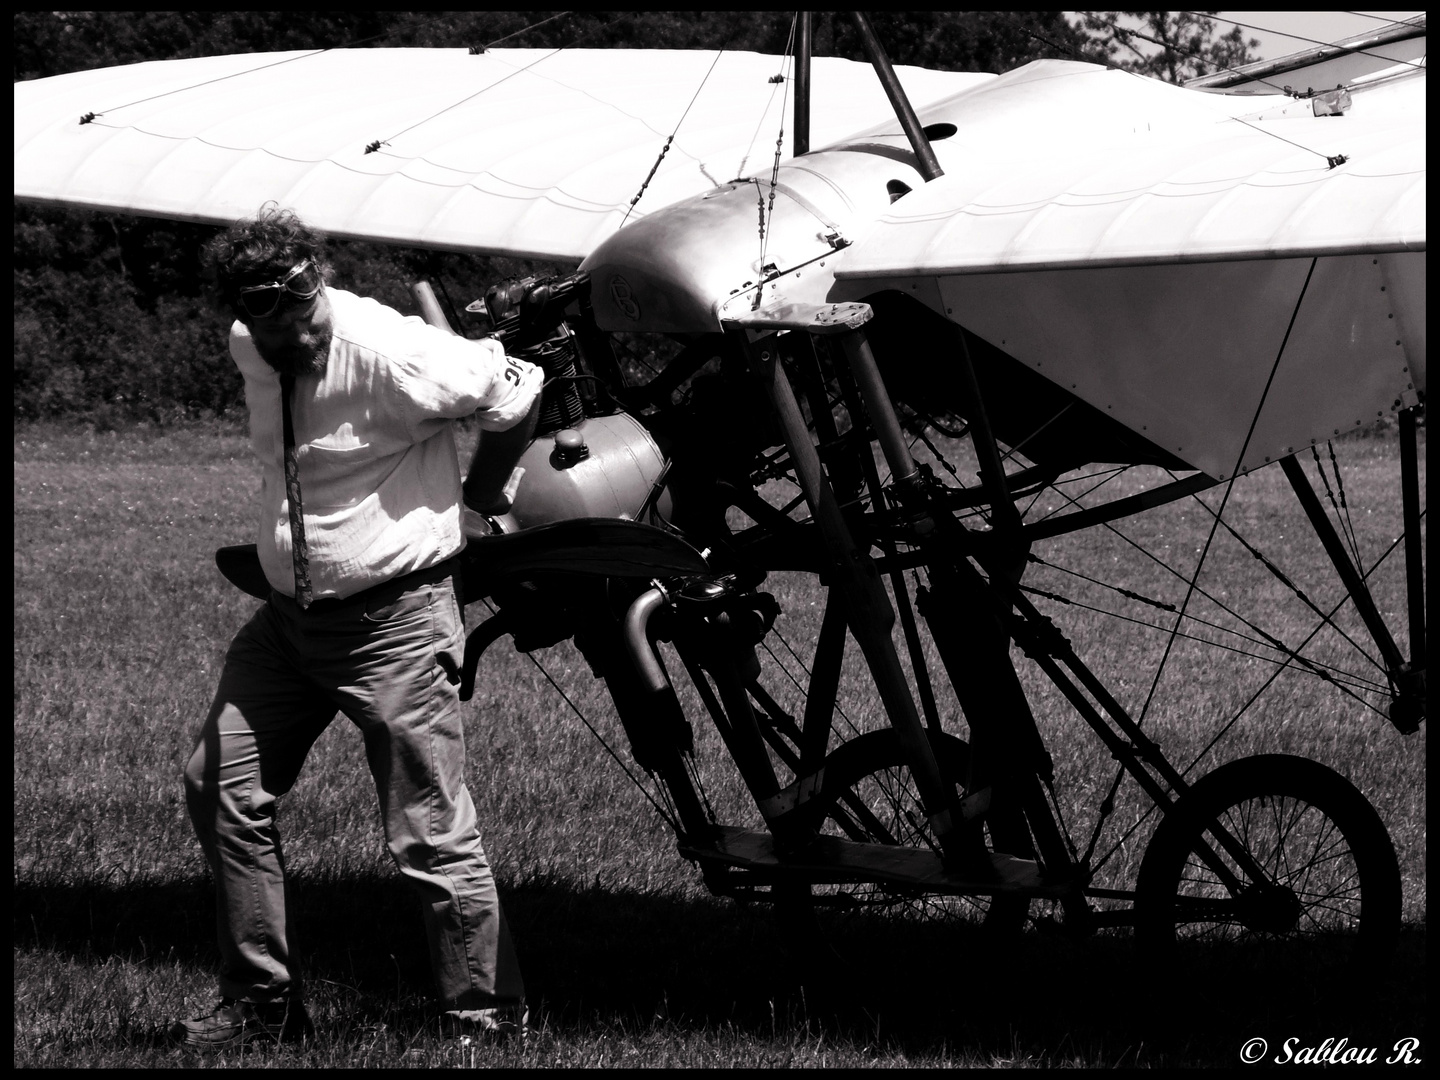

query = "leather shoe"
170;997;313;1050
440;1001;528;1045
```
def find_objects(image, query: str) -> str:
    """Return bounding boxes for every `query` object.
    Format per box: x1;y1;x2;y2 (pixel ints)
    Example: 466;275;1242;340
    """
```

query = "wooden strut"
799;591;849;773
836;326;1087;885
1280;454;1406;674
797;336;945;738
1398;407;1426;668
1281;443;1425;733
722;314;977;871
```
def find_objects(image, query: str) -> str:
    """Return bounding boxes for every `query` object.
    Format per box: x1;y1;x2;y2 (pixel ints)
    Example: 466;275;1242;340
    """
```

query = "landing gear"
1135;754;1401;974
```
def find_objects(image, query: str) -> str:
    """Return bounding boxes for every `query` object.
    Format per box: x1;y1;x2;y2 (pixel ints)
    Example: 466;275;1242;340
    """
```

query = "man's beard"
257;327;332;376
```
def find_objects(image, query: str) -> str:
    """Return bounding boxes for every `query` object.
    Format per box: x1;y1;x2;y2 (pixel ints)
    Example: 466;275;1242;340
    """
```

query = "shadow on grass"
14;872;1427;1064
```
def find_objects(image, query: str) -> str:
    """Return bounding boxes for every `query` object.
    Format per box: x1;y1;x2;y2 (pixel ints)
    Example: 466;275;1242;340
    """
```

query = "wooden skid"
679;826;1070;898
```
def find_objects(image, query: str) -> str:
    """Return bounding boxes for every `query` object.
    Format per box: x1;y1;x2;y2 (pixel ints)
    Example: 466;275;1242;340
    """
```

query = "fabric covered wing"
14;47;983;262
837;60;1424;275
831;60;1426;479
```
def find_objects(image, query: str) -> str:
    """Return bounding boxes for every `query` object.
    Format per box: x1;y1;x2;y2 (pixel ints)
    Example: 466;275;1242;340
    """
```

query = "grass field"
13;418;1426;1068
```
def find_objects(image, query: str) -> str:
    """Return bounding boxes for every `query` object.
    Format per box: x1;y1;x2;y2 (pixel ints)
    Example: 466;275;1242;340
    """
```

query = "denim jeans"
184;564;524;1010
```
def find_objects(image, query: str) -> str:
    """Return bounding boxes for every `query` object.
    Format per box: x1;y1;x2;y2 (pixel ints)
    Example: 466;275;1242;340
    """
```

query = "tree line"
13;11;1256;425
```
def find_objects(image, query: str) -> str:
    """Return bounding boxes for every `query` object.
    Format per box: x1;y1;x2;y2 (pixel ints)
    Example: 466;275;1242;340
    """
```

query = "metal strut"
849;11;944;182
794;12;812;156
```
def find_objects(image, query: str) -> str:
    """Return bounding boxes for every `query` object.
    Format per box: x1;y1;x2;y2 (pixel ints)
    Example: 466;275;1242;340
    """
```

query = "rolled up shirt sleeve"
382;316;544;436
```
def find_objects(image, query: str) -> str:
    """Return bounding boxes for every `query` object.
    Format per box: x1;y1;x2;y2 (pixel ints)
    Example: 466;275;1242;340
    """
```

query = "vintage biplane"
14;12;1426;972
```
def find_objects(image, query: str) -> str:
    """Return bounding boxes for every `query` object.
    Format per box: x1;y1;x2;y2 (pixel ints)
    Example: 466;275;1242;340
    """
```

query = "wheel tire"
1135;754;1400;975
782;727;1031;937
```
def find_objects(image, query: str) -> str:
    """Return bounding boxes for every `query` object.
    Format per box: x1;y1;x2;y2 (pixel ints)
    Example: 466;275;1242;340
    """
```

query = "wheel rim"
1173;792;1364;947
802;731;1030;933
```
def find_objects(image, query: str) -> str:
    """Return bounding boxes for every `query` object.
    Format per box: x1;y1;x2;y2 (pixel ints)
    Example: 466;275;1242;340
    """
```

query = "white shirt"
232;287;543;600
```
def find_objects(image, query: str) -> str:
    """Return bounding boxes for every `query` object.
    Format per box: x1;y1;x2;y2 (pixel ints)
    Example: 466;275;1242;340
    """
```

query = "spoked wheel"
1134;754;1400;975
778;728;1031;938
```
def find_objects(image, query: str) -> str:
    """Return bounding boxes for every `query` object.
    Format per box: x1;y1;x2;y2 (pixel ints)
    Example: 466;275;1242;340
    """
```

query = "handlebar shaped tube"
459;609;515;702
410;281;457;335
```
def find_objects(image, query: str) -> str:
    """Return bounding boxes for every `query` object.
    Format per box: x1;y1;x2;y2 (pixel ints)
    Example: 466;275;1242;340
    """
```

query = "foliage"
14;11;1255;423
1081;10;1260;83
13;11;1106;80
11;202;559;423
13;207;234;425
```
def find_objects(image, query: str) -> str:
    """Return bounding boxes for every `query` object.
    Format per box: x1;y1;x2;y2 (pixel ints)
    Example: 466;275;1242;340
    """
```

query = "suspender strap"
279;373;314;609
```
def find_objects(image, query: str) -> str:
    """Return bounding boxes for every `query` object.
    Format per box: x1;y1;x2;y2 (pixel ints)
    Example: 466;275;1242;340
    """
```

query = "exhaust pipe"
624;586;669;693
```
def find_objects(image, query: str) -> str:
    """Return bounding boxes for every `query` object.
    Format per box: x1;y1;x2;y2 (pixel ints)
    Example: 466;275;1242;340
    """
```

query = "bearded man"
175;204;540;1048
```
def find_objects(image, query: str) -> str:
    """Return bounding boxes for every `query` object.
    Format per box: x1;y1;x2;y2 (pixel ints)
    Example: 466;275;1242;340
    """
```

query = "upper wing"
819;59;1426;479
835;60;1424;276
13;47;986;262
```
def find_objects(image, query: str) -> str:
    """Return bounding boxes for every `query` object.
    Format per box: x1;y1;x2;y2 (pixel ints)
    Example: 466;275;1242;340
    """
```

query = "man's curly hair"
200;202;332;321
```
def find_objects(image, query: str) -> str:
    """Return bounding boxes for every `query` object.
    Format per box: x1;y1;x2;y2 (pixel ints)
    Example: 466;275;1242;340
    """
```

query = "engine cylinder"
525;326;587;435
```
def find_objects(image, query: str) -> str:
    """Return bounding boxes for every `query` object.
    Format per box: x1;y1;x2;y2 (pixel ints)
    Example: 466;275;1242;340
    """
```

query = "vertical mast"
794;12;812;155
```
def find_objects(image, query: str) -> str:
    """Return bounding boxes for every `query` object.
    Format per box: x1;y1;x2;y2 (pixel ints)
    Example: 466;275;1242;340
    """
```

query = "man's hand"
462;396;542;514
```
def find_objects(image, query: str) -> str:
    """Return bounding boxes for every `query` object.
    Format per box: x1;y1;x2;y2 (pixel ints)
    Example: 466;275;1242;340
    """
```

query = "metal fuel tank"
485;411;671;534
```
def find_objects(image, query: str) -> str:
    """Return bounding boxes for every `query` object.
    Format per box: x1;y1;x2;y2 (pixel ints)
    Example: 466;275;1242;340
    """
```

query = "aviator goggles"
235;260;322;319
